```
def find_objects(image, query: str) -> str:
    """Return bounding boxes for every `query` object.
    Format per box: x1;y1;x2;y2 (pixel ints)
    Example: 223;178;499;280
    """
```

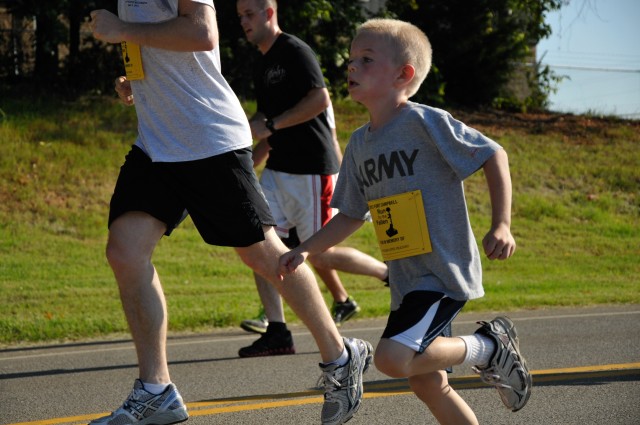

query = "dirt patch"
452;108;640;143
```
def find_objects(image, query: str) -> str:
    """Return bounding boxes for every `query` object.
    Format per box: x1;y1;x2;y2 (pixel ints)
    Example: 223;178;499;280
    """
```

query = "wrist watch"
265;118;276;133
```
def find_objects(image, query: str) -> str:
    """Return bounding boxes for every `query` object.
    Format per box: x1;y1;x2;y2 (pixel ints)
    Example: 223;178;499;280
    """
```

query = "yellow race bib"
367;190;432;261
121;41;144;80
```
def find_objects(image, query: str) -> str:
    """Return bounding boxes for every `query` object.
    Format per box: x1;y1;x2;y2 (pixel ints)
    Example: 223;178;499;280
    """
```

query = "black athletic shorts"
108;146;276;247
381;290;466;354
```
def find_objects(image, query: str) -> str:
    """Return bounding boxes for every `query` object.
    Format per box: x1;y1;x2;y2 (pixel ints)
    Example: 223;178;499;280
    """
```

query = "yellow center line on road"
7;363;640;425
5;415;103;425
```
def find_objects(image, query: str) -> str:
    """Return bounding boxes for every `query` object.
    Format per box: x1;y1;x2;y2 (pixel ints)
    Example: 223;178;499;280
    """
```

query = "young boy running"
279;18;532;424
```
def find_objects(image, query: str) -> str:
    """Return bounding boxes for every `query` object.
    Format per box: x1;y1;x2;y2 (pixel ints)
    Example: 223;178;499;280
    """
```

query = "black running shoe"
238;329;296;358
332;297;361;326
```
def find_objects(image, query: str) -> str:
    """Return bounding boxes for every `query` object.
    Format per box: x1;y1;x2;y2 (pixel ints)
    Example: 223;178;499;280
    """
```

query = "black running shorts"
381;290;466;354
108;146;276;247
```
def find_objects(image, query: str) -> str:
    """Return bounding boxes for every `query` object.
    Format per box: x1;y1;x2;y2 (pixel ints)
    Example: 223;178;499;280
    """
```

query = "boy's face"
348;32;401;106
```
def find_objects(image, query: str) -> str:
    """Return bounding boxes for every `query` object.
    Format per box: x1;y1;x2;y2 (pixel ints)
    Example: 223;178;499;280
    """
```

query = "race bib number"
121;41;144;80
367;190;432;261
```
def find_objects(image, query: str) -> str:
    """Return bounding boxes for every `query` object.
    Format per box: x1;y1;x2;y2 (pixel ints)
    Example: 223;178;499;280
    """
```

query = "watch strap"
265;119;276;133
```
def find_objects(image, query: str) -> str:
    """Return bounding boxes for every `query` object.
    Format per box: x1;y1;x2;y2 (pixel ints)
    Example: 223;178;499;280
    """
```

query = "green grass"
1;95;638;346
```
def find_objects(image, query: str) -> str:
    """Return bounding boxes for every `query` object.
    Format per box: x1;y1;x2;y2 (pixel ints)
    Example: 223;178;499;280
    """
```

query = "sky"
536;0;640;119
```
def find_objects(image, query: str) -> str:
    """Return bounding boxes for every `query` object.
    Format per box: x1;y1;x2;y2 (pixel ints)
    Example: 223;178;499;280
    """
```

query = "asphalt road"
1;305;639;425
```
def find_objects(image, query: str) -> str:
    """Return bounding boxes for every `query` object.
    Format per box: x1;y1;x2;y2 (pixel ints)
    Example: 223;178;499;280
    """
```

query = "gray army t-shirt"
333;102;502;310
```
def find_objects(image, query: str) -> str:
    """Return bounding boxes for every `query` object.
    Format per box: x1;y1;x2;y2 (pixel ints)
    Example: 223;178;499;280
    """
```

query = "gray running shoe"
240;307;268;334
89;380;188;425
332;297;361;326
319;337;373;425
473;316;532;412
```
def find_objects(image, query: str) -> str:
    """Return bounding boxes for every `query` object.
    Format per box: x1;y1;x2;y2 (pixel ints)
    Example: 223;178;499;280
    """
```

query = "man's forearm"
91;2;217;51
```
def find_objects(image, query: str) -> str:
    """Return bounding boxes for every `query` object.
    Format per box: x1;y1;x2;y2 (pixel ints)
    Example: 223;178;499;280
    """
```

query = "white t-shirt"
118;0;252;162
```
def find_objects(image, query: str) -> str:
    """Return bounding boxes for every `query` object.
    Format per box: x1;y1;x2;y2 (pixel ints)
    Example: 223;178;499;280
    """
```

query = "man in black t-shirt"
236;0;389;358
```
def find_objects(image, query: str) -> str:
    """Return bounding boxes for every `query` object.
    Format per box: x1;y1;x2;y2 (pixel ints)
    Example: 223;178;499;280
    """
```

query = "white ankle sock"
141;381;169;394
324;345;349;367
459;334;495;368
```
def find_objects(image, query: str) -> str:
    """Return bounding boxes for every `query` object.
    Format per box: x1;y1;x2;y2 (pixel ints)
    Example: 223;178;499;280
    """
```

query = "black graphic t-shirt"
254;33;339;175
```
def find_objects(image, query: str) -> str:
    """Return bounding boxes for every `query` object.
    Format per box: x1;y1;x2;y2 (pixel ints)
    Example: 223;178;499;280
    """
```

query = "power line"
545;64;640;73
541;50;640;60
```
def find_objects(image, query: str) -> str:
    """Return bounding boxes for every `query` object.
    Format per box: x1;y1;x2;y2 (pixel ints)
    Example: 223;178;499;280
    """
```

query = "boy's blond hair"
355;19;432;97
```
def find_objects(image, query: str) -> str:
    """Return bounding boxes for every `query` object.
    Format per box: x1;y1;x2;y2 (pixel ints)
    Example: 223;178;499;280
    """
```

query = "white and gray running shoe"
319;337;373;425
240;307;268;334
89;380;188;425
473;316;532;412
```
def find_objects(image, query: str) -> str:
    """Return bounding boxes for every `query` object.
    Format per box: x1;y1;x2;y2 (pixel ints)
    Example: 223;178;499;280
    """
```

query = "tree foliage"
1;0;562;109
384;0;562;108
3;0;118;95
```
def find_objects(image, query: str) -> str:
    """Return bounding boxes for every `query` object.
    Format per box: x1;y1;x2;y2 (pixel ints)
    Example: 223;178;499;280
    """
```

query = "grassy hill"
0;95;638;346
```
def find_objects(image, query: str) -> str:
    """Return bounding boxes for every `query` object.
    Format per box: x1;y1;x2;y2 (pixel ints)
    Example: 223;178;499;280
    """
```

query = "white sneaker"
319;337;373;425
473;317;532;412
240;307;268;334
89;380;188;425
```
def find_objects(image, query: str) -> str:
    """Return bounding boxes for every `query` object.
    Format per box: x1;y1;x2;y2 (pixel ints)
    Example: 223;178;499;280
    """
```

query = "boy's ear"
395;64;416;88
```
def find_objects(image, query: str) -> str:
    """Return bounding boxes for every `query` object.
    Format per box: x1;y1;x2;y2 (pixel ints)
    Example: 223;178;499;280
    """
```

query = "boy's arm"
482;149;516;260
278;212;364;277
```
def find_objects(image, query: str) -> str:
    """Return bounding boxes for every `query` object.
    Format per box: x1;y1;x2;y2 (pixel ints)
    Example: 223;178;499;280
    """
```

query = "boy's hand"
278;249;308;278
482;224;516;260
